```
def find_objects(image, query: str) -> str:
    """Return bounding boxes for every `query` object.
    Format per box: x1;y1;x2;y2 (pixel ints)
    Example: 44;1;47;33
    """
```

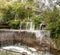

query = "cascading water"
20;22;34;30
0;22;53;55
19;21;50;41
0;29;53;55
2;45;52;55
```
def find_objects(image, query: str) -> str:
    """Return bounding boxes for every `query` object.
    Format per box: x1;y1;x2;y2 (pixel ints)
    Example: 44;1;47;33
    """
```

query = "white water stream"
2;45;53;55
0;22;51;55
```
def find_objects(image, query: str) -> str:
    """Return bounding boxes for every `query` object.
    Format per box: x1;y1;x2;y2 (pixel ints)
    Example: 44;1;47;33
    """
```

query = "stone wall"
0;30;36;47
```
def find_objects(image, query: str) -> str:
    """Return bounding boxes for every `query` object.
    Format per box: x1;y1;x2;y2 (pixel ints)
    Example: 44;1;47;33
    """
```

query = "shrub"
31;16;42;29
8;20;20;29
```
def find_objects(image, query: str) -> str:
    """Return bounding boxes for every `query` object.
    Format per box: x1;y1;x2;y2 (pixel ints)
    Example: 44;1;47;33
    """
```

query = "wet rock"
0;30;58;55
22;52;27;55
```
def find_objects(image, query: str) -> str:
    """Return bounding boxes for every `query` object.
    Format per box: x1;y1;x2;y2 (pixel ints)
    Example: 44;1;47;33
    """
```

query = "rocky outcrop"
0;30;60;55
34;0;60;11
0;30;36;46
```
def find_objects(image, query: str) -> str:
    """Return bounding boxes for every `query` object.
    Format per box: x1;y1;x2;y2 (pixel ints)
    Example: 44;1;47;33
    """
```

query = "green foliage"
8;20;20;29
31;16;42;29
0;0;60;50
1;3;14;23
0;1;33;23
41;7;60;49
16;6;26;20
41;7;60;43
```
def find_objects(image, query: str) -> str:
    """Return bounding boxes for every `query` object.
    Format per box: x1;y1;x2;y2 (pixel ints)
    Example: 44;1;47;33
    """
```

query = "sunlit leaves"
42;7;60;39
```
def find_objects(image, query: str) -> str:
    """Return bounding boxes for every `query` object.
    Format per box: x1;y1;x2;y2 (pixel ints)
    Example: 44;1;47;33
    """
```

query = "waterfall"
20;22;34;30
0;29;52;55
2;45;53;55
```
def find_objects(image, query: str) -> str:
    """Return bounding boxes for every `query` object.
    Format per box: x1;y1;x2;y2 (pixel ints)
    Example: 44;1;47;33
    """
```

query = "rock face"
34;0;60;11
0;30;36;47
0;30;54;48
0;29;59;55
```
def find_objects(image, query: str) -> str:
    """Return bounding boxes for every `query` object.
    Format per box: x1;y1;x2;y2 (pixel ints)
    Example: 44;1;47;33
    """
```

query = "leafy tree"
42;7;60;38
41;7;60;49
0;2;15;23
